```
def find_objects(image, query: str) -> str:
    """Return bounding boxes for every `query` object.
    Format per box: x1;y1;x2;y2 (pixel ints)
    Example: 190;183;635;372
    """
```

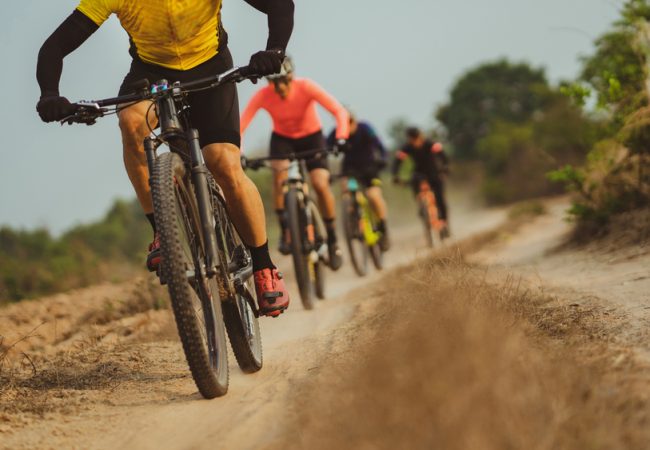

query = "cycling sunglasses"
271;76;291;85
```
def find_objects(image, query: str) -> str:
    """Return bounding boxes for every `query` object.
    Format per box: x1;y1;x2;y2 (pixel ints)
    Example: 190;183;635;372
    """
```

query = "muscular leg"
365;186;387;220
118;101;158;214
203;143;267;247
309;168;336;220
271;160;289;211
310;168;341;265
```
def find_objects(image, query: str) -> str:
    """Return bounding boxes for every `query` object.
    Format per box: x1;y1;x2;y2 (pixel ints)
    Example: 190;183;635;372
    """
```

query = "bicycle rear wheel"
286;188;316;309
211;189;263;374
152;152;229;399
369;243;384;270
342;195;368;277
419;196;435;248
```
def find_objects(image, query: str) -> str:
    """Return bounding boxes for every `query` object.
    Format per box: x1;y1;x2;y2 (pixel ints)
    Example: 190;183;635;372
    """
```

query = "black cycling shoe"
379;230;391;252
328;242;343;271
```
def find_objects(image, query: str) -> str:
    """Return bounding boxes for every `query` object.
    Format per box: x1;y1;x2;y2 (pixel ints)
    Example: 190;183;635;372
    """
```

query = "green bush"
0;199;151;304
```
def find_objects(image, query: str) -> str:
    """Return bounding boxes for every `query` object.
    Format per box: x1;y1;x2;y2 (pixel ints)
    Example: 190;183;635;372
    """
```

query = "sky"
0;0;623;234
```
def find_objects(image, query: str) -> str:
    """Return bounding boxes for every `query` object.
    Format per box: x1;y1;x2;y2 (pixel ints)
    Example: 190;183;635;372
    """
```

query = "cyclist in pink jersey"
241;57;349;270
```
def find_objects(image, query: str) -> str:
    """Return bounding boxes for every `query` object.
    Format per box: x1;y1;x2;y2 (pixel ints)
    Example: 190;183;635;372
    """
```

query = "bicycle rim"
152;152;229;398
342;195;368;277
212;187;263;373
286;188;315;309
308;200;327;300
419;197;435;248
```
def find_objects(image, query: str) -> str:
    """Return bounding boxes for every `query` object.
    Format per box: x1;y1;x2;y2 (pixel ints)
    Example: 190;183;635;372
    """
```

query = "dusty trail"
0;192;505;450
471;197;650;362
4;194;647;449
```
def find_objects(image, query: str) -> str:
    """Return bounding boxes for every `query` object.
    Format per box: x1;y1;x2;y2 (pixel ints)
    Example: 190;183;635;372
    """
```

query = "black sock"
324;218;337;244
276;209;288;233
378;219;386;233
146;213;156;234
249;241;276;272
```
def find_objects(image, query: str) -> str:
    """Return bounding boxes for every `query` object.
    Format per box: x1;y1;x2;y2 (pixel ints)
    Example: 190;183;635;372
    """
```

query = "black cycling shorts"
342;170;381;189
269;131;329;172
118;47;240;148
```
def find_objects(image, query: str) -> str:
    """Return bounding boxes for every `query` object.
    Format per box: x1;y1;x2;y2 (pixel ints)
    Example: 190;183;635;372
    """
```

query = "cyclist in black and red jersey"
327;112;391;250
392;127;451;237
35;0;295;317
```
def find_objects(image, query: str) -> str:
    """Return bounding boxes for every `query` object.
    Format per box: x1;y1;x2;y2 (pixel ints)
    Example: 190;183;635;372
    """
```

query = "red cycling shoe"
254;268;290;317
146;233;162;272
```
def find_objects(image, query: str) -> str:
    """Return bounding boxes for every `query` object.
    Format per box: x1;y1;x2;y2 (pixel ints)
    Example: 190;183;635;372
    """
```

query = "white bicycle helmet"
267;56;295;81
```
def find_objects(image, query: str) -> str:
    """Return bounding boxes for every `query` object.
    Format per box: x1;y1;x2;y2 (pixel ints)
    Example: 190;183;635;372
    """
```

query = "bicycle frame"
418;180;444;231
142;81;251;286
345;178;380;246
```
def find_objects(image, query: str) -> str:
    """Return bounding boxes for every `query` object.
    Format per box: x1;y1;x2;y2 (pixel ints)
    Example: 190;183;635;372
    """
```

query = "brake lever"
60;101;107;126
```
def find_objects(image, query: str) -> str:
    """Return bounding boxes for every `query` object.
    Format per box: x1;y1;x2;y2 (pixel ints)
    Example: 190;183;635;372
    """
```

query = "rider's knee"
118;108;146;145
205;145;243;190
311;173;330;193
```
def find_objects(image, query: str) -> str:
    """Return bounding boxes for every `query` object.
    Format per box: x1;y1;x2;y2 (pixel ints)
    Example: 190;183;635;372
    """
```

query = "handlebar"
61;65;260;126
243;147;336;171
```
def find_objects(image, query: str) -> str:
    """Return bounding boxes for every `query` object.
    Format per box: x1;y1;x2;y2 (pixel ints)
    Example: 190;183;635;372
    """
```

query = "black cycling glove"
248;49;285;76
333;138;350;155
37;96;75;122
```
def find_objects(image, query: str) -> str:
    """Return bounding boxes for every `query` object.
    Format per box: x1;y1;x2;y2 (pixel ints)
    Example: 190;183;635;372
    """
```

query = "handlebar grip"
237;65;263;83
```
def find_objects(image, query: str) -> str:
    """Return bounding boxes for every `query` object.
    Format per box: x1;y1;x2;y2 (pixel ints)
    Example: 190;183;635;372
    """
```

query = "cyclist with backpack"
328;112;391;250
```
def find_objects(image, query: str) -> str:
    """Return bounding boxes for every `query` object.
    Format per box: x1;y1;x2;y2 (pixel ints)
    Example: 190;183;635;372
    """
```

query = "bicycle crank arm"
232;264;253;288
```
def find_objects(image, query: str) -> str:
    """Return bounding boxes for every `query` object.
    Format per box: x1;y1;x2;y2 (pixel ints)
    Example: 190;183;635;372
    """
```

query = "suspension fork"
187;128;219;276
144;137;158;179
285;182;315;251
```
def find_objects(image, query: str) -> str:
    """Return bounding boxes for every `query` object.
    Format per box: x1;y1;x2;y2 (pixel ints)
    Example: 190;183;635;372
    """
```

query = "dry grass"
0;339;147;417
570;206;650;251
278;253;650;450
0;277;175;421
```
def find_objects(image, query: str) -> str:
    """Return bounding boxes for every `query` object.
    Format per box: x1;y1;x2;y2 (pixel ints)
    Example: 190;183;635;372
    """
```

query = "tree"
437;60;553;159
550;0;650;225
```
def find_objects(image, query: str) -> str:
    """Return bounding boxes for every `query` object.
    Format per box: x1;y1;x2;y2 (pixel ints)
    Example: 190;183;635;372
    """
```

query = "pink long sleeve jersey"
240;78;350;143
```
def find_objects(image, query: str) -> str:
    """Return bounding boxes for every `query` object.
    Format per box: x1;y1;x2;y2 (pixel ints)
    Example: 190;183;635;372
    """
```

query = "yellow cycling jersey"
77;0;223;70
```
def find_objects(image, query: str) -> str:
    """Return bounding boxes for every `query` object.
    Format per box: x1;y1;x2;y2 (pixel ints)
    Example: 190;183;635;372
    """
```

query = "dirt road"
2;195;648;449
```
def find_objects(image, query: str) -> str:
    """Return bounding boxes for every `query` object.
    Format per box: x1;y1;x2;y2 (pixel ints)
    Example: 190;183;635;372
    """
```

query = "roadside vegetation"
549;0;650;233
430;0;650;234
0;200;151;304
435;60;597;205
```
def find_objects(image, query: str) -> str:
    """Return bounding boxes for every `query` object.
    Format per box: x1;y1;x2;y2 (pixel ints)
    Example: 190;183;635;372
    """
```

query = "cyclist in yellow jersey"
35;0;295;317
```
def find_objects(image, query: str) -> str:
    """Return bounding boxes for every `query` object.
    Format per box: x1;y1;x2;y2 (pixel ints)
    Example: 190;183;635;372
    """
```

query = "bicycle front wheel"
342;195;368;277
369;241;384;270
308;199;327;300
286;188;316;309
152;152;229;399
419;197;435;249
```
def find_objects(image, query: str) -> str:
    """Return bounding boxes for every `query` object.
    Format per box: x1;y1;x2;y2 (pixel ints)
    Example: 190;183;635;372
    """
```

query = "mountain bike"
415;178;447;248
62;66;263;399
245;149;330;310
340;176;384;277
